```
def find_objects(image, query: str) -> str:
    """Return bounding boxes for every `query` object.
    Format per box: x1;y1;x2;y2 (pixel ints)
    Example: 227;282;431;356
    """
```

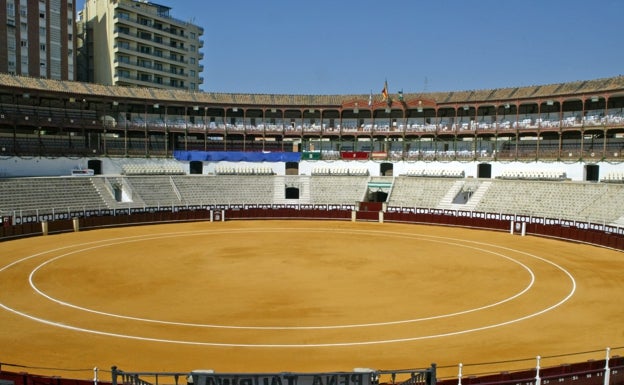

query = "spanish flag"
381;80;389;102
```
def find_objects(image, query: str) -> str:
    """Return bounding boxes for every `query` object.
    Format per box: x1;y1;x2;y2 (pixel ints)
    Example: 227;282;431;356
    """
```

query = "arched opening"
285;186;300;199
368;190;388;203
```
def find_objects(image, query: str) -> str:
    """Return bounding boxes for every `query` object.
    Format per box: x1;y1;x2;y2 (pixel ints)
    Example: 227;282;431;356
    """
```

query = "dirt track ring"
0;225;576;347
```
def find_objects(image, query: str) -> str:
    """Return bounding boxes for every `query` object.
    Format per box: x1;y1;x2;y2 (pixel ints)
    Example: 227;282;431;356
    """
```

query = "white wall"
0;157;623;182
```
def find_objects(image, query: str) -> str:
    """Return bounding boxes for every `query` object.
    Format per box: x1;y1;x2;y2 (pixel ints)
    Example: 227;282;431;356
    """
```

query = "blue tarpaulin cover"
173;151;301;162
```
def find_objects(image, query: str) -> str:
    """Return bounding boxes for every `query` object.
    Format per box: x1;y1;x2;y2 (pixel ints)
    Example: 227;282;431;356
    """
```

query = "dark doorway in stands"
477;163;492;178
286;162;298;175
368;190;388;203
285;186;300;199
585;164;599;182
189;161;203;174
87;159;102;175
380;162;393;176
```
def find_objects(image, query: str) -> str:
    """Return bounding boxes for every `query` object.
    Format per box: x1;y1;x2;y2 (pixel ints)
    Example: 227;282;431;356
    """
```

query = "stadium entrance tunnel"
585;164;599;182
286;161;299;175
87;159;102;175
477;163;492;178
380;162;393;176
368;190;388;203
285;186;300;199
190;161;203;174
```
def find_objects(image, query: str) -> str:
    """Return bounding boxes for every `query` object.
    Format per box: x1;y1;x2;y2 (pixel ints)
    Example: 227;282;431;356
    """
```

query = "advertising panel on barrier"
1;216;12;227
545;218;559;225
191;371;377;385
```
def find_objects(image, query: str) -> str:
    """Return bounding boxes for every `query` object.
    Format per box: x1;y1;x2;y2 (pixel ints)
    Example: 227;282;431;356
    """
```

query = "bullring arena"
0;218;624;375
1;73;624;385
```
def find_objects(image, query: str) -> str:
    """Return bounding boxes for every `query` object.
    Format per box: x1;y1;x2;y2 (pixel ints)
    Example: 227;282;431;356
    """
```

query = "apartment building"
0;0;76;80
77;0;204;91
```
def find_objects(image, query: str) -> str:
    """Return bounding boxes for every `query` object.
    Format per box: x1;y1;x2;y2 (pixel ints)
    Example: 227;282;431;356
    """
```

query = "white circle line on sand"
0;227;577;346
28;228;537;330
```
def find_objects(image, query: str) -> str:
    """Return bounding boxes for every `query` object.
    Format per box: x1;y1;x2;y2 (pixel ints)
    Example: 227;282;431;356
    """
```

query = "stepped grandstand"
1;73;624;385
0;73;623;161
1;73;624;226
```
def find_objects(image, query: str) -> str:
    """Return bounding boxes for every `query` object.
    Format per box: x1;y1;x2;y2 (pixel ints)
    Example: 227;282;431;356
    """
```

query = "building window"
20;40;27;47
190;45;196;52
190;70;196;77
40;43;46;51
190;57;196;65
40;12;45;18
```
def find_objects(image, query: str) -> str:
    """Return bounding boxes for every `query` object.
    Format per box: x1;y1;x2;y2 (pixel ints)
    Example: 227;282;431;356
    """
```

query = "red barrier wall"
1;208;623;252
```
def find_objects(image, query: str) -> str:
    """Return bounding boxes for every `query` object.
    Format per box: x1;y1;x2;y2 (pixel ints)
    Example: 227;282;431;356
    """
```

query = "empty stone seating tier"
2;175;624;226
122;163;185;175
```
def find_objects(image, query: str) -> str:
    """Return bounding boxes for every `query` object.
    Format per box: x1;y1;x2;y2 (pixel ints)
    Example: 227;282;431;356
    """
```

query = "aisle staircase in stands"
436;180;492;211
